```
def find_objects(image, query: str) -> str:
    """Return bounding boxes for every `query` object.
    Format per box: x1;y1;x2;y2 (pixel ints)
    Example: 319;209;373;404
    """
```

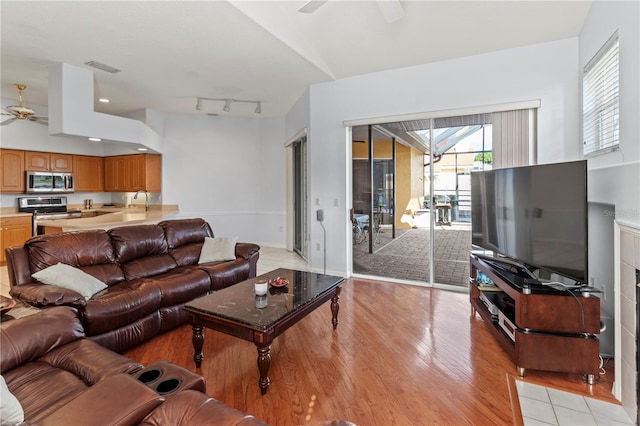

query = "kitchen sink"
80;210;112;218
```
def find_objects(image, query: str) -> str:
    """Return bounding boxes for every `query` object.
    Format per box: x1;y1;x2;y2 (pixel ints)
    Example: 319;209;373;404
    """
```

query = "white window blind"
583;33;619;156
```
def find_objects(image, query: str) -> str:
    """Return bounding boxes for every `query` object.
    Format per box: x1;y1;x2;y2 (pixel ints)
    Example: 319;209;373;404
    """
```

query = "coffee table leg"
192;324;204;368
331;286;341;329
257;345;271;394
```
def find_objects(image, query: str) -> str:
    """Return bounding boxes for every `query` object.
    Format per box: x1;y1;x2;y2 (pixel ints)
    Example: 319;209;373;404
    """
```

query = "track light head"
255;102;262;114
195;98;203;111
223;99;231;112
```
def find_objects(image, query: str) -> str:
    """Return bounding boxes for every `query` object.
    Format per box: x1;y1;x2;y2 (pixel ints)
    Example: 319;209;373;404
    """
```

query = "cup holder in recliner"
155;378;182;395
137;369;162;384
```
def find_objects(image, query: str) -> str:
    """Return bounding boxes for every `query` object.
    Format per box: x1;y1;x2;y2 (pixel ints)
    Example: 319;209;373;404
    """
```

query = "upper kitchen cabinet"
25;151;73;172
73;155;104;192
104;154;161;192
0;149;25;193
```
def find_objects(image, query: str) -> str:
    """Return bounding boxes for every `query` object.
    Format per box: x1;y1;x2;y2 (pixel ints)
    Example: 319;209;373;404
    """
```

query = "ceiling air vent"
84;61;121;74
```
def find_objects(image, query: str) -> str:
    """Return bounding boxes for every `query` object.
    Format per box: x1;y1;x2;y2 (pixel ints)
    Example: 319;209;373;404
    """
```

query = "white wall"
580;1;640;418
161;113;286;245
580;0;640;229
306;38;580;274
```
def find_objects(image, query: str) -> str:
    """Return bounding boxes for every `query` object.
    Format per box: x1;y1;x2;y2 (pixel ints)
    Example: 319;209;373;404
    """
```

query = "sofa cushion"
38;339;143;384
139;389;268;426
0;375;23;426
27;230;124;286
160;218;213;249
148;268;211;307
198;237;238;263
82;280;162;336
39;374;163;426
109;225;178;280
109;225;169;264
120;254;178;281
32;263;107;300
0;307;84;374
3;362;90;424
198;259;250;291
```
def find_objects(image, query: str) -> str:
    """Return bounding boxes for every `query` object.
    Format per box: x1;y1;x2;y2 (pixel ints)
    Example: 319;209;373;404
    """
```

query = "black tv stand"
469;252;600;383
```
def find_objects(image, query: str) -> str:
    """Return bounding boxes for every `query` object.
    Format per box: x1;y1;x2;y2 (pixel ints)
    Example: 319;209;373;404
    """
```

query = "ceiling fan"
1;84;48;126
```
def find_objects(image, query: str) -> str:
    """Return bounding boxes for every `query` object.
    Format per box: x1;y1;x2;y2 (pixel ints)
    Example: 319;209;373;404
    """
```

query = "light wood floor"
124;277;617;426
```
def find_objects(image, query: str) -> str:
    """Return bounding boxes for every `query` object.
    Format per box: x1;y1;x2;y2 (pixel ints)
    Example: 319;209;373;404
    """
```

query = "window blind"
583;34;619;156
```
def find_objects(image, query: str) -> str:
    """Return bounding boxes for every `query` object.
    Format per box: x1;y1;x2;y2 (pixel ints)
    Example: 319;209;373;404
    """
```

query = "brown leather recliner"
5;218;260;353
0;306;267;426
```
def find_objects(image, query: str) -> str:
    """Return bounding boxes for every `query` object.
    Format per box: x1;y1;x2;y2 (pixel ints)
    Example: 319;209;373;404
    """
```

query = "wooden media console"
469;252;601;383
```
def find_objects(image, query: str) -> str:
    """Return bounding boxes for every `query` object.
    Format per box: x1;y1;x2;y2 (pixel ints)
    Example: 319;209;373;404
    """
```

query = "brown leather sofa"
0;306;266;425
5;218;260;353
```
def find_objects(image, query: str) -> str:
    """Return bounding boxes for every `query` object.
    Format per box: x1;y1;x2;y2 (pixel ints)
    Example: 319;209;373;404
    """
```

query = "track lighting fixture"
194;97;262;114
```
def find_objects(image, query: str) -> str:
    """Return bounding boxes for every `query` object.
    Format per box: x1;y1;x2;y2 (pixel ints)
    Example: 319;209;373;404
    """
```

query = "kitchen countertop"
0;210;33;219
36;205;180;231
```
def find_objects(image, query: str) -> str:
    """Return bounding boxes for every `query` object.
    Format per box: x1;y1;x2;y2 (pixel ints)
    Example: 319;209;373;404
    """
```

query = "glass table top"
185;268;344;329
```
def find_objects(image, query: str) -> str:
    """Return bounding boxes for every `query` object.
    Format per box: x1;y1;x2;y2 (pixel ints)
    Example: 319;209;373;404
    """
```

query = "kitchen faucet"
133;190;149;211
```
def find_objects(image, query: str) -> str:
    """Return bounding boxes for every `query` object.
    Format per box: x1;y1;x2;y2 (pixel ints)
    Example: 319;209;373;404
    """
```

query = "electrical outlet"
316;243;321;251
601;284;606;301
316;209;324;221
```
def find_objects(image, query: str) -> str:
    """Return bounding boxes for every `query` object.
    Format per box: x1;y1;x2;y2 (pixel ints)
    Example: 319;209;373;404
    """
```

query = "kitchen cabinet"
104;154;161;192
25;151;73;172
0;216;32;265
73;155;104;192
0;149;25;193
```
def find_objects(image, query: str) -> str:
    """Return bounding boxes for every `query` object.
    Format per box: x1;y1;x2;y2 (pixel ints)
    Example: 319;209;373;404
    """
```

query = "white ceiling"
1;1;592;118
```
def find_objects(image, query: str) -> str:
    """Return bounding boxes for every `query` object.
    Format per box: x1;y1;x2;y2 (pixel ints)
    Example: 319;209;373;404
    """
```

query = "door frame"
286;129;308;260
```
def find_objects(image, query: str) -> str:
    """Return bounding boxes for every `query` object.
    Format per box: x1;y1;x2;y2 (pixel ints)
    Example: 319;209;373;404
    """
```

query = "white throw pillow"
32;263;107;300
0;375;24;426
198;237;238;264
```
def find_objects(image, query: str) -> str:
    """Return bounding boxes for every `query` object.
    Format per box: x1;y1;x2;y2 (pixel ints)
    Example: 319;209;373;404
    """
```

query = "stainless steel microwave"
26;171;75;193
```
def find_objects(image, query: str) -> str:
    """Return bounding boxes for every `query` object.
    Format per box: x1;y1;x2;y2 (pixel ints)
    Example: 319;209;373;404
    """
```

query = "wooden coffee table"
184;268;344;394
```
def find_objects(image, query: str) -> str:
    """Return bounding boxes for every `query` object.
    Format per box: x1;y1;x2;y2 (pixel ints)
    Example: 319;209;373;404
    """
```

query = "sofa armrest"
35;374;164;426
140;390;268;426
5;245;32;286
235;243;260;261
9;283;86;308
39;339;143;385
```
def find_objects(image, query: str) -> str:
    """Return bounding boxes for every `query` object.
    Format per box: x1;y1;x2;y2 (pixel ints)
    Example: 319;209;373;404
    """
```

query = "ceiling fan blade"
1;117;17;126
29;116;49;125
298;0;327;14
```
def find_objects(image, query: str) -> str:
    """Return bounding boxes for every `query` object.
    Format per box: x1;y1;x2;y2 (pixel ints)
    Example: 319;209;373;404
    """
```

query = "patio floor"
352;223;471;287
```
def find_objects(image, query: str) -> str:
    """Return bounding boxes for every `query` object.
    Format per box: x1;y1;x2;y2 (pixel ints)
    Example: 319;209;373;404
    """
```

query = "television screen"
471;160;588;283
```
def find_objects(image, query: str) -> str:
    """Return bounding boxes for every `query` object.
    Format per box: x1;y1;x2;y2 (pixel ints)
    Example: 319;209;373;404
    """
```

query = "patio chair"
351;211;369;245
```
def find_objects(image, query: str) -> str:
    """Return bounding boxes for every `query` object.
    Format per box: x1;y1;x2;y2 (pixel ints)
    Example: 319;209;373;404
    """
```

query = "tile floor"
255;245;308;275
516;380;633;425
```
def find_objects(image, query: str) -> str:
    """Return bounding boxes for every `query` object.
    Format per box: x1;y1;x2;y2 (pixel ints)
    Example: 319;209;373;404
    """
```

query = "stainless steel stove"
18;196;82;235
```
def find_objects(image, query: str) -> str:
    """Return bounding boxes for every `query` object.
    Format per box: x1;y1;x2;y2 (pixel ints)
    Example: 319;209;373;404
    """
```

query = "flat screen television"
471;160;588;284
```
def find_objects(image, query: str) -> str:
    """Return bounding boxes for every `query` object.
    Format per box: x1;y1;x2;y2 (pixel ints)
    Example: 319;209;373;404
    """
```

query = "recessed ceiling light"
98;98;110;103
88;137;102;142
